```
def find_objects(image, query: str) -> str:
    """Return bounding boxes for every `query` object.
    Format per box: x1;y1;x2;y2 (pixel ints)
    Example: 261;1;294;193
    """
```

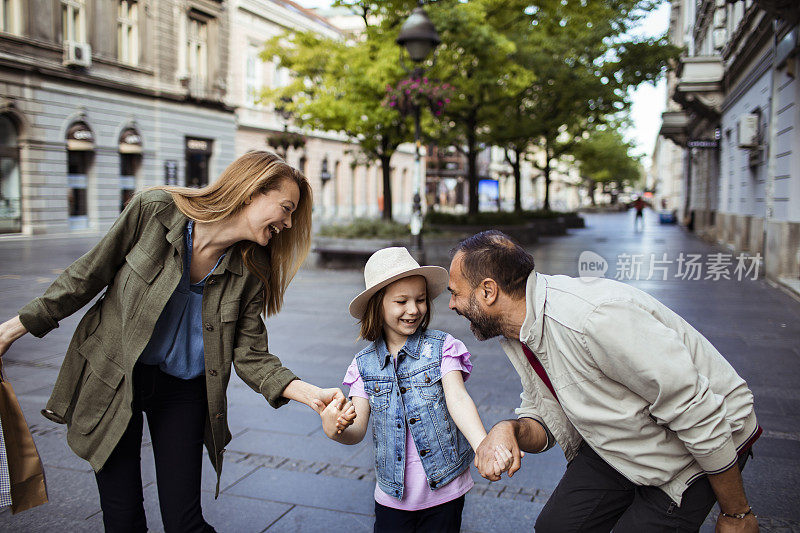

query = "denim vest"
355;328;474;500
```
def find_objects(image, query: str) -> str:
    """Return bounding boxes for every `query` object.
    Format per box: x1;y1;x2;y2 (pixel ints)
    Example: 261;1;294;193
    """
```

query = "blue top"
138;221;226;379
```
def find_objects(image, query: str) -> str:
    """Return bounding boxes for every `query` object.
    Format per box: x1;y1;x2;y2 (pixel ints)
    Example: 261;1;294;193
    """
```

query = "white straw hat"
349;247;449;319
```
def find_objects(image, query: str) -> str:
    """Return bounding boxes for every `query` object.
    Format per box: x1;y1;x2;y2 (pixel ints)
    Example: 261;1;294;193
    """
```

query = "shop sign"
186;138;211;152
119;128;143;154
66;122;95;151
164;160;178;185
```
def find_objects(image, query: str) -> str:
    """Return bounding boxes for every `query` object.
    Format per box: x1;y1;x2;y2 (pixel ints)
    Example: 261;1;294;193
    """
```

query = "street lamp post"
397;4;440;262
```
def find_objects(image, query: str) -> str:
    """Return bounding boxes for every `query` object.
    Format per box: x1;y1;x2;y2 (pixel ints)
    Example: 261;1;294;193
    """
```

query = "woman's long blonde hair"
154;150;312;316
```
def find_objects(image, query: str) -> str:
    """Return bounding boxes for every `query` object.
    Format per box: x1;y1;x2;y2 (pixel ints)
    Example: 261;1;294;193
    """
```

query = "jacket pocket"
221;300;240;323
412;369;443;400
365;380;392;412
73;334;125;435
125;247;163;284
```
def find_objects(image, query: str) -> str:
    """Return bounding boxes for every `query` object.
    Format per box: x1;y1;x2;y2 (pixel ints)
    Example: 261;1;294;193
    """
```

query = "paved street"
0;210;798;532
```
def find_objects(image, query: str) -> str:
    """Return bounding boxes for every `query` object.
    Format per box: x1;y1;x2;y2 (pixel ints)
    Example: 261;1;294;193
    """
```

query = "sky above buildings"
295;0;671;167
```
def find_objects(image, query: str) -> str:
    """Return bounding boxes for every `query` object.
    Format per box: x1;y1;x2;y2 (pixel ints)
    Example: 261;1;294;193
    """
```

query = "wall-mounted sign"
185;137;212;153
164;160;178;185
119;128;143;154
66;122;95;151
687;139;719;149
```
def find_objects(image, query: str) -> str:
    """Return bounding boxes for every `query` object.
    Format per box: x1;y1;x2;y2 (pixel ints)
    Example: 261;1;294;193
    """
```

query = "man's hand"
475;420;525;481
716;512;758;532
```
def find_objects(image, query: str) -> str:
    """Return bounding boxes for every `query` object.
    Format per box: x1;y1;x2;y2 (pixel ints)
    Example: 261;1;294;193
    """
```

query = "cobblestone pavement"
0;209;798;532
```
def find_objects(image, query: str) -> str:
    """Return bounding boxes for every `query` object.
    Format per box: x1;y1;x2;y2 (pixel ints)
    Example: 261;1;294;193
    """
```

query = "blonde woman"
0;151;346;532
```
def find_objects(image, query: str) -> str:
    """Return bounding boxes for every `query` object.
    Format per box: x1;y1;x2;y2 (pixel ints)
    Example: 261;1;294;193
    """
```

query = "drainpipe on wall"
763;19;780;278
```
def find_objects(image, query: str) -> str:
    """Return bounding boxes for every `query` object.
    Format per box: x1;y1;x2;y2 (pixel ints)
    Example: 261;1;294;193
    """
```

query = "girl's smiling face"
382;275;428;346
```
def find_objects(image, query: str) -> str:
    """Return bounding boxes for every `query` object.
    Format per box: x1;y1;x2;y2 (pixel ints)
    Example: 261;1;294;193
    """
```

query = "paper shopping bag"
0;359;48;513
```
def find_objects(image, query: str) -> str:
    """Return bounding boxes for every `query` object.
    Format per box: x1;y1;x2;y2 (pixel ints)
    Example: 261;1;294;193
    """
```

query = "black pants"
95;364;215;533
374;495;465;533
535;442;751;533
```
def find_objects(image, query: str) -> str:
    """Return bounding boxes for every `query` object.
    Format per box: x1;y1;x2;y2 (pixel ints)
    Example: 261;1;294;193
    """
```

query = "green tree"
572;128;643;205
261;24;411;221
488;0;680;210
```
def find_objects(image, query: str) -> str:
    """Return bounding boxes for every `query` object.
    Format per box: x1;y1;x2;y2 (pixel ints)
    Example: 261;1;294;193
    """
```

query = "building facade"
0;0;238;235
229;0;416;224
659;0;799;283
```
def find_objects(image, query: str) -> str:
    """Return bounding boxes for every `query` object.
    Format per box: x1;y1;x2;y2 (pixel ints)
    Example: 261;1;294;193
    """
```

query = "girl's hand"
335;401;357;433
492;446;514;477
319;397;347;439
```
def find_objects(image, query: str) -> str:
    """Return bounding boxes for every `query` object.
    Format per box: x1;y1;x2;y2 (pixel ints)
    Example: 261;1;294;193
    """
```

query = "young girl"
318;247;513;532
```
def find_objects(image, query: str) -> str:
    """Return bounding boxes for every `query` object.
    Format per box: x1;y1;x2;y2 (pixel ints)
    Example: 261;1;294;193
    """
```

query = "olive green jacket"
18;190;298;496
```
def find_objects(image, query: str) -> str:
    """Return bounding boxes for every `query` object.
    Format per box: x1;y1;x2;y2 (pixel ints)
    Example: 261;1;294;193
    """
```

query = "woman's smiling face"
242;179;300;246
382;275;428;344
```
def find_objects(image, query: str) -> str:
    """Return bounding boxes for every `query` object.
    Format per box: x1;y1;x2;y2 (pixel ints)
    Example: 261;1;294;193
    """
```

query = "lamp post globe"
396;6;441;64
397;5;440;262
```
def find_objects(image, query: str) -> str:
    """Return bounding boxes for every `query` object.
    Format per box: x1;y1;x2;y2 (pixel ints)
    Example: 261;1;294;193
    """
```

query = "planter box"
312;236;404;268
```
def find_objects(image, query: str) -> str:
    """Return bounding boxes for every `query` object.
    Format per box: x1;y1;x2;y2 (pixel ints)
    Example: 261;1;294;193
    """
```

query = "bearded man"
447;231;760;533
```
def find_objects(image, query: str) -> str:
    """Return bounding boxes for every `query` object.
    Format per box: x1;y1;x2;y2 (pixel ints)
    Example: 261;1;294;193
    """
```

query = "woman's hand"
0;316;28;358
312;387;347;412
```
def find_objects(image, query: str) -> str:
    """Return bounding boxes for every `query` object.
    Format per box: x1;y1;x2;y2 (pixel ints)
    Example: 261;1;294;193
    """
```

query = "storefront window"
119;128;142;211
185;137;211;188
66;121;94;230
0;114;21;233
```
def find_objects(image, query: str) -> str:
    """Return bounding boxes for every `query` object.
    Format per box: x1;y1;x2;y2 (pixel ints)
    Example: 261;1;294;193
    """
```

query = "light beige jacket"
500;272;759;505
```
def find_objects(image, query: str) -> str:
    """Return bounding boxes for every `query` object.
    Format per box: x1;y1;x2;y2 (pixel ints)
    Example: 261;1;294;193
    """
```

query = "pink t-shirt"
343;333;475;511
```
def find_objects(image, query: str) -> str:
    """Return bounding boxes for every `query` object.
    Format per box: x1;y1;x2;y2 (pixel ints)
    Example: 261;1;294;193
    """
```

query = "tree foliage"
261;24;412;220
572;128;643;204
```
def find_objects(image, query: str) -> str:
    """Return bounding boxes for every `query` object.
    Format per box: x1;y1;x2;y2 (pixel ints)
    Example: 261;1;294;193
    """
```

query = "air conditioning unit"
737;113;759;149
63;41;92;68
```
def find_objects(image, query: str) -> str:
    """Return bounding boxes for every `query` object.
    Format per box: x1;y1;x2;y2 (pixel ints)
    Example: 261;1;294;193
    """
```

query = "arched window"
119;128;142;211
0;114;21;233
66;121;94;230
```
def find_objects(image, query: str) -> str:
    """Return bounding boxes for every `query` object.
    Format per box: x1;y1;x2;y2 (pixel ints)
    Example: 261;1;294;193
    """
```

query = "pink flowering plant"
382;78;453;117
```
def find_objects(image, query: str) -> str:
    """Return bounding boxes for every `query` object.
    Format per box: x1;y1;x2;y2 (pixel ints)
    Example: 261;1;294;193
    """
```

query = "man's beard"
461;293;504;341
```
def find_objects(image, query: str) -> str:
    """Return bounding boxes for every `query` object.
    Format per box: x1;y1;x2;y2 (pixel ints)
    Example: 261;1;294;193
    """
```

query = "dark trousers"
374;495;465;533
535;442;751;533
95;364;215;533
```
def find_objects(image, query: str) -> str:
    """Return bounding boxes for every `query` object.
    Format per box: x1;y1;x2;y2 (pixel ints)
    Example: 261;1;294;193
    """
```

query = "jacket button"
424;375;431;383
208;277;216;285
209;369;218;376
205;323;214;331
400;387;407;393
374;386;379;392
215;412;224;420
397;455;402;461
420;450;428;457
396;423;401;428
409;418;417;424
430;480;437;488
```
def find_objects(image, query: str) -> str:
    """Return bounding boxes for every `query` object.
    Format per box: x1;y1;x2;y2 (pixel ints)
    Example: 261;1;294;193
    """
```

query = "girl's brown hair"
154;150;312;316
358;285;433;342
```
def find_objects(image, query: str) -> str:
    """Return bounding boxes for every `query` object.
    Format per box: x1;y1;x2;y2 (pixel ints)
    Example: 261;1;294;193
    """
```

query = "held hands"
475;421;525;481
319;397;357;439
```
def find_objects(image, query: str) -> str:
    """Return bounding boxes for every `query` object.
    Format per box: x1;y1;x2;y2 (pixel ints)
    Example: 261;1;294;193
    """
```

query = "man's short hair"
452;230;535;298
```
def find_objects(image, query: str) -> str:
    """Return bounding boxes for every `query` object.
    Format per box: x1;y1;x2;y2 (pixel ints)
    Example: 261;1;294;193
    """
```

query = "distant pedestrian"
447;230;760;533
633;196;646;230
318;247;511;533
0;151;350;532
